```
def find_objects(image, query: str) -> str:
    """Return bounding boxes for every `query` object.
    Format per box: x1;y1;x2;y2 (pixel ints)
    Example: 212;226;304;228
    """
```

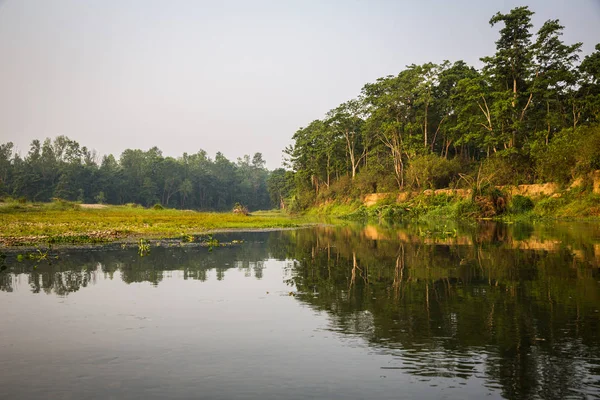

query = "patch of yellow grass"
0;204;305;246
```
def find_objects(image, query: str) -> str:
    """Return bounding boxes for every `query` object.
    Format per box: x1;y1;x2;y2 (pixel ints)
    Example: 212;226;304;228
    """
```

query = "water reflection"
277;223;600;399
1;233;272;295
1;223;600;399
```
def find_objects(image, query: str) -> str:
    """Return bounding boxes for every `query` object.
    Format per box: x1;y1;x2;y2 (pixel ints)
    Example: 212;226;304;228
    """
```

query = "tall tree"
481;6;535;148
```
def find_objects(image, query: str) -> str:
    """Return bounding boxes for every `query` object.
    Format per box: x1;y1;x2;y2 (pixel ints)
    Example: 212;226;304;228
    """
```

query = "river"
1;221;599;399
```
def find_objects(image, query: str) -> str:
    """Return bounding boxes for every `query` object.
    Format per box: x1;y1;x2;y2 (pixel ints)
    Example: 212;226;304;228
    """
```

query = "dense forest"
0;137;273;211
276;6;600;210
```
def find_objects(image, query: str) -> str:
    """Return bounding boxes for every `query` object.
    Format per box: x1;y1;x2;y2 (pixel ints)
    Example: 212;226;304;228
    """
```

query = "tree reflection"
1;237;271;293
273;224;600;399
1;223;599;398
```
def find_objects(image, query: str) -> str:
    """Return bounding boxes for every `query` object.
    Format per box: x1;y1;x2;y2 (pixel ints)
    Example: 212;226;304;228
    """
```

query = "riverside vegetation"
1;6;600;240
273;6;600;218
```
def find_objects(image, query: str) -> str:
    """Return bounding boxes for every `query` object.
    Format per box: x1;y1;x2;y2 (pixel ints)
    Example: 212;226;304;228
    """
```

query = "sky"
0;0;599;169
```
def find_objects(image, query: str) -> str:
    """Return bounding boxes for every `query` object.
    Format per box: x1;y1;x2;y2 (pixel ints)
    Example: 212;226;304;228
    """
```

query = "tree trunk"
423;102;429;148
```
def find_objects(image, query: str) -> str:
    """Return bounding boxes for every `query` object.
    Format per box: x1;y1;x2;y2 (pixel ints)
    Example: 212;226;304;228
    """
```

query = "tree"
327;100;366;179
577;44;600;124
267;168;294;209
532;19;581;141
481;6;536;148
0;142;13;195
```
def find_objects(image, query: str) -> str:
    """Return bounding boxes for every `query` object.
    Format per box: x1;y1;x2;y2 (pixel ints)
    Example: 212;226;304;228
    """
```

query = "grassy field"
0;201;307;246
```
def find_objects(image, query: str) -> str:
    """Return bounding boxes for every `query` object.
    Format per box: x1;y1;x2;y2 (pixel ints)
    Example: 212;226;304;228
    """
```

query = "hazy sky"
0;0;599;168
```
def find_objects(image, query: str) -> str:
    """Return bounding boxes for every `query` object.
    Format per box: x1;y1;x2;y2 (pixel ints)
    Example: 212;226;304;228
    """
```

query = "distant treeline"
0;136;278;211
276;6;600;211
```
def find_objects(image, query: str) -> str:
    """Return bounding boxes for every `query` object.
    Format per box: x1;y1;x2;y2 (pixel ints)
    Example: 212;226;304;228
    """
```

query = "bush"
232;202;249;215
479;153;533;186
534;196;564;216
406;155;463;189
318;175;353;201
152;203;164;210
533;125;600;183
95;191;106;204
532;131;577;184
353;168;379;194
354;167;400;194
48;198;79;211
510;195;534;214
454;199;480;219
573;125;600;176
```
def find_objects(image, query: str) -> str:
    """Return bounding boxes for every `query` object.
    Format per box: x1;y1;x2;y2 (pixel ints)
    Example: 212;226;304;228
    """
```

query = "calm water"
1;222;599;399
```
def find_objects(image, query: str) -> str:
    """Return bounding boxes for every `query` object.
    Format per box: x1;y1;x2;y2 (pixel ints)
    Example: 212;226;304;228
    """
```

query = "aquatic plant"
138;239;151;257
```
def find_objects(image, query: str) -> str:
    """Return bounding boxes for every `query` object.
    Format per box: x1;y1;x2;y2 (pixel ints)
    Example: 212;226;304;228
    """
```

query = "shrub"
95;191;106;204
573;125;600;176
454;199;480;219
152;203;164;210
232;202;249;215
532;125;600;184
479;153;533;186
510;195;534;214
406;155;463;189
534;196;564;216
353;167;400;194
318;175;353;201
48;198;79;211
353;168;379;194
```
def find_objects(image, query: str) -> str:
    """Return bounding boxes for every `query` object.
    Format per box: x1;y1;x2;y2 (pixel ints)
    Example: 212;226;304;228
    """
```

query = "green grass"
305;200;364;217
307;194;480;222
303;189;600;223
0;202;308;246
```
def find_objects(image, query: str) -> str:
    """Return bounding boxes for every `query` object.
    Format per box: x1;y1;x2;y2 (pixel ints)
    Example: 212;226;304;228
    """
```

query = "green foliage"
282;6;600;213
152;203;164;210
266;168;294;209
95;191;106;204
232;203;249;216
138;239;150;257
532;125;600;183
1;6;599;219
479;154;532;186
0;135;274;212
48;198;80;211
318;175;354;201
406;155;463;189
510;195;534;214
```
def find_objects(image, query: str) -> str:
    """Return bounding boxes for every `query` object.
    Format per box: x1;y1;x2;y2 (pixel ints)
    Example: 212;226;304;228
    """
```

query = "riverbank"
0;201;307;246
306;184;600;222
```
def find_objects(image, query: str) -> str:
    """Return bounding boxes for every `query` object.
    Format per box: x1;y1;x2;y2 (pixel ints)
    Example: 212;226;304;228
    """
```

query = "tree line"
279;6;600;210
0;136;274;211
